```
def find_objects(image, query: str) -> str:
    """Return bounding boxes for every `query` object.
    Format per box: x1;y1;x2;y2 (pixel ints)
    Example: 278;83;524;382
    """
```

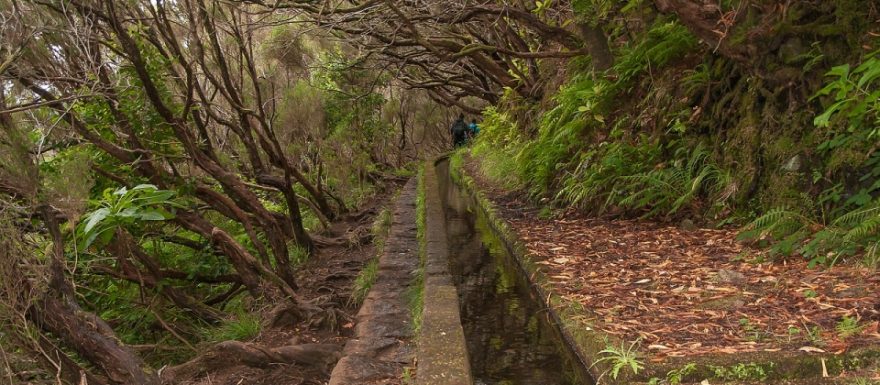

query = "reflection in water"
437;162;587;385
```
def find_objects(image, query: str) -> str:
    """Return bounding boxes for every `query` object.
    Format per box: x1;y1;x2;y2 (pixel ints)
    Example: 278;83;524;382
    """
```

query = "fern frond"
832;203;880;229
739;208;812;242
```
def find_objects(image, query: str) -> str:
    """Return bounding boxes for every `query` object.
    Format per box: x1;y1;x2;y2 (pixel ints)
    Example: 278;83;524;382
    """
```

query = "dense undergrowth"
0;3;451;380
471;2;880;268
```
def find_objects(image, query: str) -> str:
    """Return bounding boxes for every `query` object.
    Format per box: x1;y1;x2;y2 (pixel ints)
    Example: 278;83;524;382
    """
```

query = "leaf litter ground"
465;164;880;361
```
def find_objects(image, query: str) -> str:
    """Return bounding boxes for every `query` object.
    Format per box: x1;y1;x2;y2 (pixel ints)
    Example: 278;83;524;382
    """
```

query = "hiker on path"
467;119;479;141
451;113;468;147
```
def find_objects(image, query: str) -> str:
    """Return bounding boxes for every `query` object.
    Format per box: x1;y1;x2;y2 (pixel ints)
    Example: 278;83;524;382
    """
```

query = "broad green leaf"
813;99;847;127
131;190;175;205
81;226;113;249
810;82;840;100
97;227;115;246
132;184;158;190
116;207;139;218
83;208;111;234
137;210;167;221
826;64;850;79
856;60;880;88
835;82;854;100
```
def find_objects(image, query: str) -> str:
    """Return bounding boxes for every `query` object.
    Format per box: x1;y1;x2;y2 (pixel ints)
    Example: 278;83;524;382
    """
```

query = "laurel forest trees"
0;1;449;383
260;0;879;266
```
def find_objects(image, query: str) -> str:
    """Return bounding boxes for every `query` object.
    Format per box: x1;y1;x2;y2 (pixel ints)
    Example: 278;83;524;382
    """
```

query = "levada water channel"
435;159;594;385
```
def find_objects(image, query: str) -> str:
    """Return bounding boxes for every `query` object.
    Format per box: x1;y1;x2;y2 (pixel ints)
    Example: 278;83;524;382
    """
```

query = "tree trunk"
209;226;297;300
289;166;337;220
578;22;614;71
29;296;159;385
652;0;750;63
30;208;159;385
110;231;225;324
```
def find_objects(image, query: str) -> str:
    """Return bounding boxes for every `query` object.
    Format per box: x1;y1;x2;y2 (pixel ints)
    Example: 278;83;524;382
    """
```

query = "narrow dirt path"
329;178;419;384
163;182;406;385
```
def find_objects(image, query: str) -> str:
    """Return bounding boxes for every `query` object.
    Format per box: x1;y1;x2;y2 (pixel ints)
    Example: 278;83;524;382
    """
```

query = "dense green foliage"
1;3;452;378
471;3;880;267
1;0;878;382
739;53;880;267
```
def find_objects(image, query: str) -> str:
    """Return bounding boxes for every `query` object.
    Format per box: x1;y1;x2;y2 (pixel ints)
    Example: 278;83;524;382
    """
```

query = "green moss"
350;258;379;306
409;164;427;334
709;362;772;381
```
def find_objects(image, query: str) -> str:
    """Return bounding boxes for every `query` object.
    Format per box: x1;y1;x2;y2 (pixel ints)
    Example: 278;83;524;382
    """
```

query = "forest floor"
462;160;880;368
177;180;407;385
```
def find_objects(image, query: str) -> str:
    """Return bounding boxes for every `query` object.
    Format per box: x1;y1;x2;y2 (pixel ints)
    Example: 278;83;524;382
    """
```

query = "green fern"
592;339;645;381
738;208;814;257
612;143;732;218
816;201;880;266
613;19;698;87
740;200;880;266
682;63;711;95
518;75;609;196
834;203;880;235
864;241;880;267
740;208;808;236
557;140;660;211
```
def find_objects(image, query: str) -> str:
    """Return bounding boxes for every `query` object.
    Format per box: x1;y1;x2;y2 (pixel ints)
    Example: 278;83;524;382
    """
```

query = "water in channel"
436;161;592;385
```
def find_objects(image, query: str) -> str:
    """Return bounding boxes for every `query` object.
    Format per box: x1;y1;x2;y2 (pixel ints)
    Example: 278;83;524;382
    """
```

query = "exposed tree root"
311;227;373;248
160;341;341;383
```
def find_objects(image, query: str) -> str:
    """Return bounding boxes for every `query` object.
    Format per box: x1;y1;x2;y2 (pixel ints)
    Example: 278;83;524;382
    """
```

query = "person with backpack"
468;119;479;140
450;113;468;147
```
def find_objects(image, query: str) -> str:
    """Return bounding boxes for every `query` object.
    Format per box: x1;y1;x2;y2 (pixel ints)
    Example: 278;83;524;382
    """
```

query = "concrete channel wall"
328;180;419;385
416;162;473;385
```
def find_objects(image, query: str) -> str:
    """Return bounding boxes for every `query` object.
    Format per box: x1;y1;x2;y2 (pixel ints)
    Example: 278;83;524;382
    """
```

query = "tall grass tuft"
202;312;261;342
350;206;393;306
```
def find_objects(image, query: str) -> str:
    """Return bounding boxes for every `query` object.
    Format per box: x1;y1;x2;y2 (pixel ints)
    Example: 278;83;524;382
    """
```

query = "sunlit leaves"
77;184;180;249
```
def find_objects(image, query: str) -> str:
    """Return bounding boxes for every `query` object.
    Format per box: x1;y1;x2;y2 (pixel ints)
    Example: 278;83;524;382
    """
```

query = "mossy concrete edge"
328;178;419;385
447;153;604;383
416;160;473;385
